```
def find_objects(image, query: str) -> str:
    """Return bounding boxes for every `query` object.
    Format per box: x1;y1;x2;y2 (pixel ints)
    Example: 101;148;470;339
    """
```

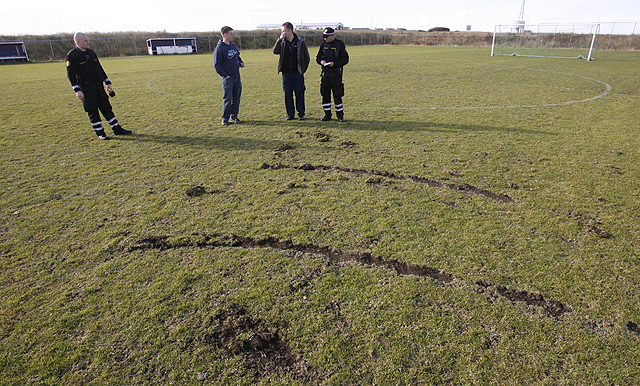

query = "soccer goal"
491;23;600;61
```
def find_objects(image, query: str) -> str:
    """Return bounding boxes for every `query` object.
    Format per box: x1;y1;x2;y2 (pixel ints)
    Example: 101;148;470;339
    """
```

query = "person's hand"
76;91;84;101
320;60;327;66
239;62;245;68
279;31;286;40
106;84;113;93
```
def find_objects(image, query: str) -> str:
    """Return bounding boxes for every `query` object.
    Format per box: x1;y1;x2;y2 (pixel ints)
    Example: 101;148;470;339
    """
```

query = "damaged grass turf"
128;234;570;318
203;304;318;381
260;162;517;203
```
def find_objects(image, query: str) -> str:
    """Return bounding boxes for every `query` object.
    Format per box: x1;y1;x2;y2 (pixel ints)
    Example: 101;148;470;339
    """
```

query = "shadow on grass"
331;119;558;136
115;132;295;151
244;118;557;136
110;117;555;150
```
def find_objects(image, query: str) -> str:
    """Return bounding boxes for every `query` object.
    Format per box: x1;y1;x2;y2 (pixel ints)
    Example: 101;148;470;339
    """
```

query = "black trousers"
82;83;117;131
320;71;344;115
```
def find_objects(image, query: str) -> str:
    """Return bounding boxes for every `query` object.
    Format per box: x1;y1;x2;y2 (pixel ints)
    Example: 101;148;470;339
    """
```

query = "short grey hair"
73;32;87;42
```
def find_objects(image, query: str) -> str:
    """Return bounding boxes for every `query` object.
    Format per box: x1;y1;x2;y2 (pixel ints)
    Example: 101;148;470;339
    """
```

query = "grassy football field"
1;45;640;385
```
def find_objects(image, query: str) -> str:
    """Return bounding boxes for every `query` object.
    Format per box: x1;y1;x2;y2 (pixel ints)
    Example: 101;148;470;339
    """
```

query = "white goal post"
491;23;600;61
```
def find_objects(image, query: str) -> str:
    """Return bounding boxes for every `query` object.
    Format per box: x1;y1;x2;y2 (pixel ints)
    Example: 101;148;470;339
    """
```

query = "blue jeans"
221;74;242;120
282;72;305;117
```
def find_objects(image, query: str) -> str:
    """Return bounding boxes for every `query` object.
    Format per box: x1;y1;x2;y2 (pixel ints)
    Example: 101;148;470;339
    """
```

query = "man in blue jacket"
214;26;245;125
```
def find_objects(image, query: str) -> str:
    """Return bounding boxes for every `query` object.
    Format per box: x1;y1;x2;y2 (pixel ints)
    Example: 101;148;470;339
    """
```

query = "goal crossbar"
491;23;600;61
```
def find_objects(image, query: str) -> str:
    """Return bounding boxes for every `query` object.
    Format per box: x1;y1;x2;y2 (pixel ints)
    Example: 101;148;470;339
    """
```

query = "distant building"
257;22;345;30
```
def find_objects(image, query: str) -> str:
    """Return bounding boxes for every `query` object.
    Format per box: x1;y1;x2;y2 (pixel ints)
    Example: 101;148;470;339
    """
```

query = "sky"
1;0;638;36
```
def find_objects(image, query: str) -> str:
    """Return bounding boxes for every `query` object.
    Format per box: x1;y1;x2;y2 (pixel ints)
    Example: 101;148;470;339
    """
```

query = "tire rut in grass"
261;162;612;239
128;234;569;318
260;162;517;204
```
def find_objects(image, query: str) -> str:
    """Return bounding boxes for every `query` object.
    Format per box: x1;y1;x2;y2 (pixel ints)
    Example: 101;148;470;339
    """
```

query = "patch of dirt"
133;235;174;250
275;143;294;152
628;321;640;335
476;281;569;318
260;162;516;203
314;132;330;142
185;186;207;197
203;304;319;381
553;211;610;239
587;224;609;238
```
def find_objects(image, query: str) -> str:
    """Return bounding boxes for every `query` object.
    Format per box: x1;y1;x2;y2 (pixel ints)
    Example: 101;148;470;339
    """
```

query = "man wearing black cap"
316;27;349;122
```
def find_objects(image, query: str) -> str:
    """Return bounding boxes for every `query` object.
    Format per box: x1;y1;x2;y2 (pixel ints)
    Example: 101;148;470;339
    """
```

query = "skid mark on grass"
262;162;613;240
260;162;517;204
128;234;569;318
203;304;319;381
475;280;568;318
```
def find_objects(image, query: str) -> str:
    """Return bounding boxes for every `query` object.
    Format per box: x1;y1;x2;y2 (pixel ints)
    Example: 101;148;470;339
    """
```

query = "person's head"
74;32;90;51
281;22;294;40
322;27;335;43
221;26;234;41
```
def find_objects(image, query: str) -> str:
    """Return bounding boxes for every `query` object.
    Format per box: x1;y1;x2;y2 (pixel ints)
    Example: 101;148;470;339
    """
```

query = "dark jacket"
273;33;310;75
66;47;110;92
213;39;244;78
316;38;349;72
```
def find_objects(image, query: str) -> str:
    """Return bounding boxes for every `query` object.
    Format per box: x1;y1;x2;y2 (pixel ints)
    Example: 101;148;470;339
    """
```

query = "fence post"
607;22;615;49
630;22;637;50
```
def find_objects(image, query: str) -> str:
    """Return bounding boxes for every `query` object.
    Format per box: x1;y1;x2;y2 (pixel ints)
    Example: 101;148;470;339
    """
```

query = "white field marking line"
146;66;612;110
350;70;611;111
354;70;603;95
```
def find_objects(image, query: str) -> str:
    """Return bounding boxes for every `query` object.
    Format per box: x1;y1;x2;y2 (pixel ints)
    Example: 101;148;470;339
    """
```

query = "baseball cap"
322;27;335;38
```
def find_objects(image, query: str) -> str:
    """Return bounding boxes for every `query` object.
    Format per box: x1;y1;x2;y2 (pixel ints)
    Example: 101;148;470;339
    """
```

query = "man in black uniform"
66;32;131;140
316;27;349;122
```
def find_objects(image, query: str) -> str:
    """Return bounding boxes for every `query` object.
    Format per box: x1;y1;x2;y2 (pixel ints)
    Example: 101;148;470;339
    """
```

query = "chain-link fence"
2;28;638;62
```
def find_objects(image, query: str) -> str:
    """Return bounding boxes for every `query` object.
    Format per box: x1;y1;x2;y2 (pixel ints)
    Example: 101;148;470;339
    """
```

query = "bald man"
66;32;131;140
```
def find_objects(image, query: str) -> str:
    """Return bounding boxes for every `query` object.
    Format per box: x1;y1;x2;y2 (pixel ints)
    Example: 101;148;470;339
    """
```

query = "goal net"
491;23;600;61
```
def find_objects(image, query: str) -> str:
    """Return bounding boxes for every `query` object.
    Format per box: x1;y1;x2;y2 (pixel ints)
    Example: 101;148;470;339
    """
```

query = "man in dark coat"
273;22;311;121
66;32;131;140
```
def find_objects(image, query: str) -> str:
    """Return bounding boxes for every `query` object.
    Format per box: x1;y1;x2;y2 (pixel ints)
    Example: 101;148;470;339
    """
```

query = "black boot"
112;125;132;135
321;112;332;121
337;112;345;122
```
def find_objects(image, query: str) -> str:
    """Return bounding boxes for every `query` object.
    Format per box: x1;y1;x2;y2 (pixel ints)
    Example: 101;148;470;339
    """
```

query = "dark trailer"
146;38;197;55
0;42;29;63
